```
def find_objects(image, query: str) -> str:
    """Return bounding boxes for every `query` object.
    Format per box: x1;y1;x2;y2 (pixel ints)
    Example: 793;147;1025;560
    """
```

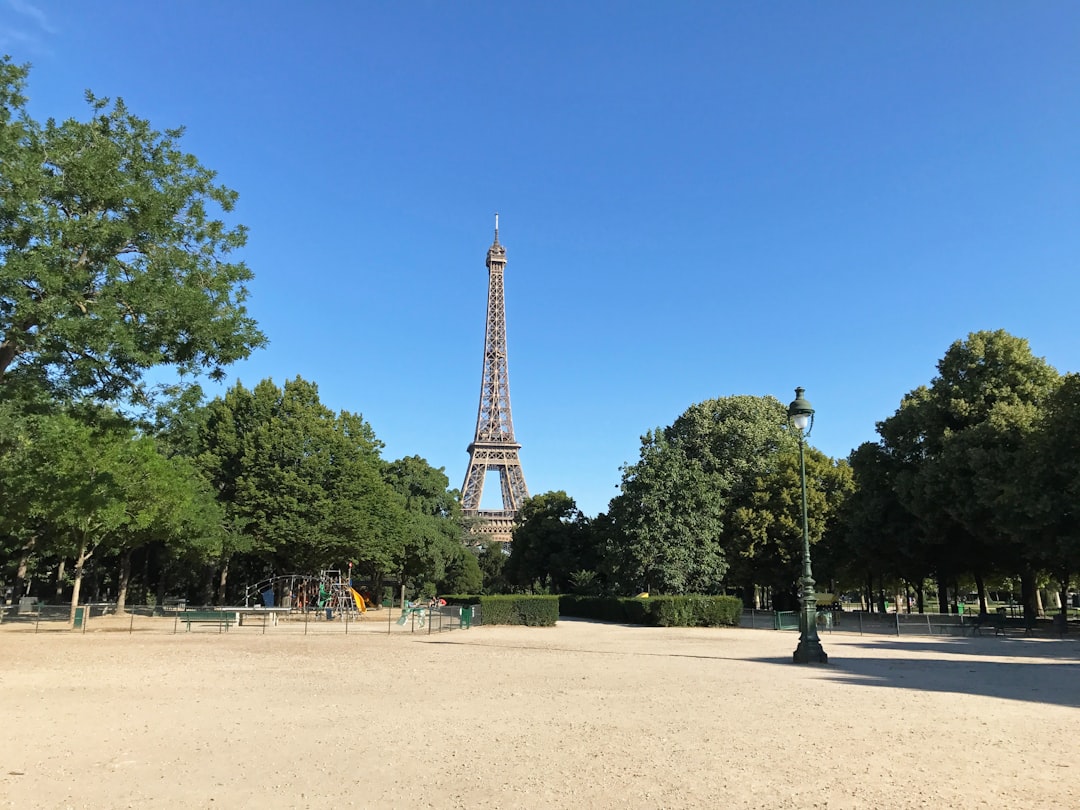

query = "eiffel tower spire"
460;215;529;542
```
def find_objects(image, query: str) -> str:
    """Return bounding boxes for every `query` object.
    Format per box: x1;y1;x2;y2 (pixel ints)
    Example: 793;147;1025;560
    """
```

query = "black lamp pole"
788;387;828;664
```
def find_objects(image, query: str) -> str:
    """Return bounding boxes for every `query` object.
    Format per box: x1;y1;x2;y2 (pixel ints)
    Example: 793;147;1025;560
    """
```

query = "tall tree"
839;442;929;610
3;405;220;620
507;491;594;592
877;330;1060;615
728;448;853;607
196;377;411;600
607;429;728;594
383;455;466;596
0;57;265;402
1024;374;1080;622
606;395;795;595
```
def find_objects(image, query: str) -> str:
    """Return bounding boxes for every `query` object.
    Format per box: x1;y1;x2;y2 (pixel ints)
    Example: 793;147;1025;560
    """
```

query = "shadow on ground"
751;641;1080;708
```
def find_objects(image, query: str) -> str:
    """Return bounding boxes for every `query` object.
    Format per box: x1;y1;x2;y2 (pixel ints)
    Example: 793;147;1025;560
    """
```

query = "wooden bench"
180;611;235;632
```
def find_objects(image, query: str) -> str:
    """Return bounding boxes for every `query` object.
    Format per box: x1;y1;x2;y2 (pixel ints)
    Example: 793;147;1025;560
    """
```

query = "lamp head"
787;387;815;434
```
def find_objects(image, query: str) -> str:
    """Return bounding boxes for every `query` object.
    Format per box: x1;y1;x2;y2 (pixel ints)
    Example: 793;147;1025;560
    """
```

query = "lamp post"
788;387;828;664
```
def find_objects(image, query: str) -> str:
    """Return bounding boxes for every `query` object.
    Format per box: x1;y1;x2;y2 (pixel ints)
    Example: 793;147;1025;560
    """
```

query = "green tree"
2;404;220;620
507;491;594;592
383;455;466;597
439;545;483;594
1024;374;1080;622
0;57;264;402
607;429;727;594
839;441;929;610
877;330;1060;616
474;541;511;593
196;377;413;601
606;396;794;595
728;447;853;607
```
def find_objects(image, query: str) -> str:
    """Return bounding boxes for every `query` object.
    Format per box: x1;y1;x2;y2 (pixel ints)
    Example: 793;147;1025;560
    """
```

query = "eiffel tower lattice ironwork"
460;215;529;543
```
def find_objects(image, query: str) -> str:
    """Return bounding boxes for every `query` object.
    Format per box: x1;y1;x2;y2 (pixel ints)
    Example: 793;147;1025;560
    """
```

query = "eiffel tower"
460;215;529;543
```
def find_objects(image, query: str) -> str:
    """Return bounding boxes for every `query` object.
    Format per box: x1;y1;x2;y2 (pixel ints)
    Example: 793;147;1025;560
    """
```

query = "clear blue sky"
4;2;1079;517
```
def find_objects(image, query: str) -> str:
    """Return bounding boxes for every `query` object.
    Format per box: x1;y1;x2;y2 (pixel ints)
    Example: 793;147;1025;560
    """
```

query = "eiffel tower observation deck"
460;215;530;543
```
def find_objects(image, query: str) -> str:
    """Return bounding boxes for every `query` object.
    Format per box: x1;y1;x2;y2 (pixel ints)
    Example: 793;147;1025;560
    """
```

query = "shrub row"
441;594;559;626
559;595;743;627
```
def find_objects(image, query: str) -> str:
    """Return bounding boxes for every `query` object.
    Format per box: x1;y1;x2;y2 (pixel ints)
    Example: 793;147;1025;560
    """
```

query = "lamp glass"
792;413;810;431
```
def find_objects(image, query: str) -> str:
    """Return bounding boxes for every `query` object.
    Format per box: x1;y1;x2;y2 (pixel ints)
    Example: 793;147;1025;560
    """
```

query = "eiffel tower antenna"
460;216;529;542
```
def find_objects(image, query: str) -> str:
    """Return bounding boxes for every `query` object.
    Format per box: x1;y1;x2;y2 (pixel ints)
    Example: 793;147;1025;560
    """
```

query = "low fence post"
895;612;900;636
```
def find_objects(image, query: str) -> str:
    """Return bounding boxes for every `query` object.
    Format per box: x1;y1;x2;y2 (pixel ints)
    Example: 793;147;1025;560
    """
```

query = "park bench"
895;612;969;635
969;613;1004;636
970;612;1034;636
180;610;235;632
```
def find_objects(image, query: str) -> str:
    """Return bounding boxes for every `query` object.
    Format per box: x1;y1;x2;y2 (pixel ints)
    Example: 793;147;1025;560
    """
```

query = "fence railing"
742;608;1070;637
0;602;481;636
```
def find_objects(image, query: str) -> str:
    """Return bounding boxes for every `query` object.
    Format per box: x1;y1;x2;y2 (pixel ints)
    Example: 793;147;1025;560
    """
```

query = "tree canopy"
856;330;1067;616
0;57;265;402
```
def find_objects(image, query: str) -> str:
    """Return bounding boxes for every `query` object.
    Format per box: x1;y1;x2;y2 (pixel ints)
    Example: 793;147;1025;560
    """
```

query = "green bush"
622;598;651;625
560;594;742;627
477;595;559;626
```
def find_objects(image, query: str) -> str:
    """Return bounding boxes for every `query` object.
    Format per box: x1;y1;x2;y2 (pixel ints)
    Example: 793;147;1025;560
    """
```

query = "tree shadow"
751;642;1080;708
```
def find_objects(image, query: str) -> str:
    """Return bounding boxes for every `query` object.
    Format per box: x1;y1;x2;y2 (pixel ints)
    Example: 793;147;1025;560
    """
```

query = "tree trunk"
914;581;925;613
1020;568;1038;623
140;547;151;607
1059;572;1070;633
12;536;36;602
155;548;168;613
742;584;755;609
115;548;133;614
69;541;92;625
865;573;874;612
55;559;67;602
974;571;987;616
215;557;230;606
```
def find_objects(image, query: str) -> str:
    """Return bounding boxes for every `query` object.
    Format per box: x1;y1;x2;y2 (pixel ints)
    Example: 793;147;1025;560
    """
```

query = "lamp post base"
793;637;828;664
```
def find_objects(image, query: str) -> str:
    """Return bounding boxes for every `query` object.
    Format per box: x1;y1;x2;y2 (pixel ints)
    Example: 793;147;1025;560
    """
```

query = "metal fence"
741;608;1069;637
0;602;481;637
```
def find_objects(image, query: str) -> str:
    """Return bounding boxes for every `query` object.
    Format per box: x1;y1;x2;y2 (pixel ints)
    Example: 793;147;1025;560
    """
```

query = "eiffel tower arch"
460;215;530;543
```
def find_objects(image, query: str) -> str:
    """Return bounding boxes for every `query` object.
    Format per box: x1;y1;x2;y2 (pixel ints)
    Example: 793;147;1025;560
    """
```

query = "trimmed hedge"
442;594;559;626
560;594;743;627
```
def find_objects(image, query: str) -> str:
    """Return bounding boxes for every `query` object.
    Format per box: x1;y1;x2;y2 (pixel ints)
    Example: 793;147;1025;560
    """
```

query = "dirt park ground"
2;614;1079;809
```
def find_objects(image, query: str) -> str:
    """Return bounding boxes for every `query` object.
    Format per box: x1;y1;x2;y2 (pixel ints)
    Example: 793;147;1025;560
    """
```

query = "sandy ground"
1;615;1079;809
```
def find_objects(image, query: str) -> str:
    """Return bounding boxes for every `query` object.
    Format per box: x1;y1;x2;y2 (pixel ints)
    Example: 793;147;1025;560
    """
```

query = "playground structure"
244;569;372;620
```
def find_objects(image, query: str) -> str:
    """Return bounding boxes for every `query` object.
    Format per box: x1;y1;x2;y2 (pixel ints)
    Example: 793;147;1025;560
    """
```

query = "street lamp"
788;387;828;664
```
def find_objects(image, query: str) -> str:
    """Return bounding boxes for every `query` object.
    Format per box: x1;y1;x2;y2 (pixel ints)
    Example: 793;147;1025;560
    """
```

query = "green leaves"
863;329;1069;596
507;491;593;592
0;56;265;402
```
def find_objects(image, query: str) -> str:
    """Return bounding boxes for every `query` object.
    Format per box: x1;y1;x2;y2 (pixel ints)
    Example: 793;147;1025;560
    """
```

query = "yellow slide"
350;588;367;613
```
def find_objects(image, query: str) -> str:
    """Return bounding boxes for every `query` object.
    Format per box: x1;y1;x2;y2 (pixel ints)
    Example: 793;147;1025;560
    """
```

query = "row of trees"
505;330;1080;625
843;330;1080;622
3;58;1077;624
0;59;480;618
505;396;854;609
1;378;486;619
